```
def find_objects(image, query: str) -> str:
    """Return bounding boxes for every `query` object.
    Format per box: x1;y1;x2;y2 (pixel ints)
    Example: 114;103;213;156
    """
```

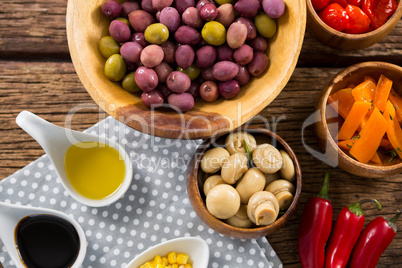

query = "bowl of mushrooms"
187;126;302;239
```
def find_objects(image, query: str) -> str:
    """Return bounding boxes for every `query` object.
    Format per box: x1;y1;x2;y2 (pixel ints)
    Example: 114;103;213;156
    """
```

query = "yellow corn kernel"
139;261;154;268
168;252;177;264
184;264;192;268
154;255;163;264
155;264;164;268
165;266;172;268
176;254;188;265
162;257;169;266
172;264;179;268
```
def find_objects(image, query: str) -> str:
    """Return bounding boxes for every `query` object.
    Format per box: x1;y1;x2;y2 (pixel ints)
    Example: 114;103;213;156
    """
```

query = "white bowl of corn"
125;237;209;268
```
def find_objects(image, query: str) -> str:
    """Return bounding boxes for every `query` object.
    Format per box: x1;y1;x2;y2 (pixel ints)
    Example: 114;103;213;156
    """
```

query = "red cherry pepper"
324;199;382;268
347;0;362;7
344;4;371;33
312;0;331;11
332;0;349;8
350;210;401;268
363;0;398;29
319;3;350;31
298;173;333;268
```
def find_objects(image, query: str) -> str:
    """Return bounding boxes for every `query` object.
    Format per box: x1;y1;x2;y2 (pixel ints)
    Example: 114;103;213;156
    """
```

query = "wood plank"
1;0;402;65
0;61;401;267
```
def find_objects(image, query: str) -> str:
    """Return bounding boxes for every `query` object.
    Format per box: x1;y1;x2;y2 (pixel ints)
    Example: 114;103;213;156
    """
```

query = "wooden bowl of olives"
186;125;302;239
66;0;306;139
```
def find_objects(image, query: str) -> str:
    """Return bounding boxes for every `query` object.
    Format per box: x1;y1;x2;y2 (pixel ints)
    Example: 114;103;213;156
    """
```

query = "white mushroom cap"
279;150;295;181
235;168;266;204
252;144;283;174
265;179;295;210
201;147;230;173
203;175;226;196
206;184;240;219
225;205;253;228
247;191;280;226
221;153;248;184
225;132;257;155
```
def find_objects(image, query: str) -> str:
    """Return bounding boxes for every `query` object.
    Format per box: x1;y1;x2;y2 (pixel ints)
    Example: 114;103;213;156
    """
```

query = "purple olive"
200;81;219;102
262;0;286;19
218;80;240;99
141;90;164;108
152;0;174;11
109;20;131;43
234;0;261;18
212;61;239;81
234;65;251;86
248;52;269;76
182;7;203;29
102;0;122;19
187;81;201;100
131;33;149;47
175;0;196;14
195;46;216;69
121;1;140;17
161;41;176;64
129;10;155;32
200;3;218;21
168;93;195;112
159;7;181;32
175;45;195;69
234;44;254;65
236;17;257;40
120;42;143;63
135;67;159;92
166;71;191;93
174;26;202;45
247;36;268;52
154;62;173;83
216;45;234;62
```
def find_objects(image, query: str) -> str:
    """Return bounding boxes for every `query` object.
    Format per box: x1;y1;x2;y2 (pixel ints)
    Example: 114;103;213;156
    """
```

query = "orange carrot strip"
369;152;382;165
373;74;393;112
337;101;371;141
328;88;355;119
338;140;355;151
364;76;376;84
388;89;402;123
349;108;388;164
383;101;402;159
351;79;376;103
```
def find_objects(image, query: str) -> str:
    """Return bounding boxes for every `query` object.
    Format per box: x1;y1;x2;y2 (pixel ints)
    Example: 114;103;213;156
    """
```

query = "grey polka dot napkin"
0;116;282;268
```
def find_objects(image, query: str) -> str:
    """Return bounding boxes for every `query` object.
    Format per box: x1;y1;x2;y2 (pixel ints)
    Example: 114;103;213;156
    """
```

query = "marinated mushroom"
206;184;241;219
252;144;283;174
201;147;230;173
203;175;226;196
247;191;280;226
225;205;253;228
221;153;248;184
235;168;266;204
265;179;295;210
279;150;295;181
264;172;280;187
225;132;257;155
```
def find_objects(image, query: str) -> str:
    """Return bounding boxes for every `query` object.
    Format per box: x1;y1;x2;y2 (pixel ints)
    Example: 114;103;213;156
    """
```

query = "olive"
200;3;218;21
98;36;120;59
122;72;141;93
109;19;131;43
141;90;164;108
128;10;155;32
168;93;195;112
144;23;169;45
215;0;234;5
234;0;261;18
175;0;196;14
215;3;236;28
152;0;174;11
201;21;226;46
200;81;219;102
116;17;130;27
177;65;201;81
159;7;181;32
104;54;127;82
254;13;277;38
182;7;203;29
102;0;122;19
120;42;143;63
121;1;140;17
140;44;164;68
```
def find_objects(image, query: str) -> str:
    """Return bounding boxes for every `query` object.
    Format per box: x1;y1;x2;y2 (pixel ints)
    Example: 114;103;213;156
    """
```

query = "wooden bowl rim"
306;0;402;40
318;61;402;173
187;125;302;239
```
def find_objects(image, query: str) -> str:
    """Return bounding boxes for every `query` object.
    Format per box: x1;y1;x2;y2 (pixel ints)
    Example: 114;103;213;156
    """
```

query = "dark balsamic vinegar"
15;214;80;268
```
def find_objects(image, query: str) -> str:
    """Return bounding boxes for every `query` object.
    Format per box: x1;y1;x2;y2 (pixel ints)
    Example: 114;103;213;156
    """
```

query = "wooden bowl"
315;61;402;178
306;0;402;50
66;0;306;139
187;126;302;239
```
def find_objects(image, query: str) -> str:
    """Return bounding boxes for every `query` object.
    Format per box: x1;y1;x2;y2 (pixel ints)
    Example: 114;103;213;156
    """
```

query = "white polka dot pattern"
0;117;282;268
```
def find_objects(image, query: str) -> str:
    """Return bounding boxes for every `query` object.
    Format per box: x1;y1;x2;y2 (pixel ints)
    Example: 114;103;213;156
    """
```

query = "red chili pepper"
349;210;401;268
319;3;350;32
298;173;333;268
344;4;371;34
324;199;382;268
312;0;331;11
363;0;398;29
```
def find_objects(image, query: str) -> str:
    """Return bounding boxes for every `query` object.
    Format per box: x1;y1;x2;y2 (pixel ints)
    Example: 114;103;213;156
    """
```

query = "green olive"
144;23;169;45
177;65;201;81
254;13;277;38
104;54;127;82
122;72;140;92
98;36;120;59
116;17;130;27
201;21;226;46
215;0;234;5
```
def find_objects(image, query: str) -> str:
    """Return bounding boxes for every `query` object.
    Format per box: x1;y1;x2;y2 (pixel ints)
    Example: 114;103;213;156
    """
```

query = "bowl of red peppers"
306;0;402;50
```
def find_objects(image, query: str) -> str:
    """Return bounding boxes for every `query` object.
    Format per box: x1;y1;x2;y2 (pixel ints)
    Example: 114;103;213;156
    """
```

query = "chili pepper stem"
347;199;382;217
317;172;330;200
388;210;401;233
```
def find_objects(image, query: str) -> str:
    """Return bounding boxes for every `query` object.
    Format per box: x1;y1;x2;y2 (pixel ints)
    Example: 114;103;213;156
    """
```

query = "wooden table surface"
1;1;401;267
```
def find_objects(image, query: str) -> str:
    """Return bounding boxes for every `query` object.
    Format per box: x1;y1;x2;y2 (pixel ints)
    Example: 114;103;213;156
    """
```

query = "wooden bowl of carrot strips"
316;61;402;178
